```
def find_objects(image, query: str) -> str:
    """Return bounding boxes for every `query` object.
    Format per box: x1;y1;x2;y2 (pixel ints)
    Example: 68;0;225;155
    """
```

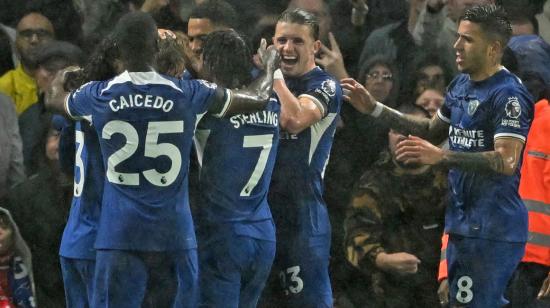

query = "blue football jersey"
437;68;534;242
269;67;343;238
65;71;227;251
194;96;280;241
59;120;104;259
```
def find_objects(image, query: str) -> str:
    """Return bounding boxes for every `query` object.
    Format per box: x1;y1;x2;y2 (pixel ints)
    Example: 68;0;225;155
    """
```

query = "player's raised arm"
341;77;449;144
45;67;80;116
207;41;280;117
273;76;323;134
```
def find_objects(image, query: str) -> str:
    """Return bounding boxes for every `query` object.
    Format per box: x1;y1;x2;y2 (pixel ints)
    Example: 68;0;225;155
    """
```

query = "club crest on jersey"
321;79;336;97
467;99;480;116
505;97;521;119
198;79;217;90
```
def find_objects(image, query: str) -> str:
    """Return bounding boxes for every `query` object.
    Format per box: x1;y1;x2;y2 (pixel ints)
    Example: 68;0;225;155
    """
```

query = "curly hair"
201;30;253;89
63;36;119;91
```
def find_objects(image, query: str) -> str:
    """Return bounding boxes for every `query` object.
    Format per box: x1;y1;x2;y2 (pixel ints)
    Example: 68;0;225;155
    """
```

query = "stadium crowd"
0;0;549;307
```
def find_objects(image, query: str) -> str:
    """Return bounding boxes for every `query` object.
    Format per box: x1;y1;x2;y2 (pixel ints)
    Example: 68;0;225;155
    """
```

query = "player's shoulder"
491;70;533;102
448;73;469;90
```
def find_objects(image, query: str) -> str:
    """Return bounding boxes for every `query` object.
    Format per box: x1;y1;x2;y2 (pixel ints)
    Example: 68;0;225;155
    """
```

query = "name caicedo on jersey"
449;126;485;148
109;94;174;112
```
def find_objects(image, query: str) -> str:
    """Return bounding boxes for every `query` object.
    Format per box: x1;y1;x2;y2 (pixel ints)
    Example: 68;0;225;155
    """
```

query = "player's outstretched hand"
341;78;377;114
395;135;443;166
538;272;550;300
257;38;280;71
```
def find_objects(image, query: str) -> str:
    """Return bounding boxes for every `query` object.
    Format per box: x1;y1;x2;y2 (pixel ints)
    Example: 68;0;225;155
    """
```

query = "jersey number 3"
102;120;184;187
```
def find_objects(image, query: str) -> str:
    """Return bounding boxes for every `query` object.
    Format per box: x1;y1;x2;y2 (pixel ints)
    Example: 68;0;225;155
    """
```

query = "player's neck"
469;64;503;82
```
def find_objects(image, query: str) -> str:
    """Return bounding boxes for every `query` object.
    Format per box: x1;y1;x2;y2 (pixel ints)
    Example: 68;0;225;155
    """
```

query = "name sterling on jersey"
109;94;174;112
229;110;278;129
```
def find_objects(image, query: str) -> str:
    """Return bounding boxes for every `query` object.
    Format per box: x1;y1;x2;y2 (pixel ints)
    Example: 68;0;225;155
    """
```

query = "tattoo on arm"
377;105;448;143
441;151;505;174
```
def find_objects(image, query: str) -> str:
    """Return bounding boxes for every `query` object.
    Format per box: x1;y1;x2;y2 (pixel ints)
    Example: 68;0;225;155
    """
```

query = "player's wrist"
369;101;384;117
274;69;284;81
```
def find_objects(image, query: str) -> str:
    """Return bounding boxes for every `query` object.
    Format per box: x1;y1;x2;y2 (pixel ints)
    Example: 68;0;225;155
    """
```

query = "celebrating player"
194;30;280;308
45;12;280;308
342;4;533;307
262;8;343;307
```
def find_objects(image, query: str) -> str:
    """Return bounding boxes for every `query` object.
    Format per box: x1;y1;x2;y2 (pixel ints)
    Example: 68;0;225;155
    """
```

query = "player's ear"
313;39;321;54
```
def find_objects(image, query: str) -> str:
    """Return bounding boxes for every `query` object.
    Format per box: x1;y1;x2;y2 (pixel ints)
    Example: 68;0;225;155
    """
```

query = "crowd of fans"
0;0;549;307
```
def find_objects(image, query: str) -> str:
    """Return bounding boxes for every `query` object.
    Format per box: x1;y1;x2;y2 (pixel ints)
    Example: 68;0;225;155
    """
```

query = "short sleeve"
298;77;341;118
65;81;101;123
492;86;534;142
179;79;228;116
437;102;451;124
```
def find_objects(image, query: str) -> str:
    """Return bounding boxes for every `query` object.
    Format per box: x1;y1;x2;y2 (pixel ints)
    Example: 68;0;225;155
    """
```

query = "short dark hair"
460;4;512;48
277;8;320;40
202;30;252;89
111;11;158;68
189;0;237;29
32;40;84;72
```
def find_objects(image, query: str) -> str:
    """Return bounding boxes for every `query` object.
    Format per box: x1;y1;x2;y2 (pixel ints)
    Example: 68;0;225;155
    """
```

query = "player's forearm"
224;67;275;116
274;80;307;133
376;103;432;138
440;150;512;175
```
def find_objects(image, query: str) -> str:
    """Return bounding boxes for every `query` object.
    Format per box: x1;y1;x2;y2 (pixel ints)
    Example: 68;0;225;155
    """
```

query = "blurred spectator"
342;105;447;307
506;11;550;101
0;94;25;199
404;51;453;100
326;55;401;210
0;27;15;76
359;55;400;108
414;87;445;118
0;11;54;115
0;207;35;308
75;0;169;51
331;0;409;78
536;0;550;44
324;55;401;300
19;40;83;175
411;0;494;76
358;9;417;86
3;118;72;308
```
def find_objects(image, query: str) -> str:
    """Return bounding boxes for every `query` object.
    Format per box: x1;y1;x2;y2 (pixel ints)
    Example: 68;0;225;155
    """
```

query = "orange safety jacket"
437;99;550;281
520;99;550;266
438;233;448;281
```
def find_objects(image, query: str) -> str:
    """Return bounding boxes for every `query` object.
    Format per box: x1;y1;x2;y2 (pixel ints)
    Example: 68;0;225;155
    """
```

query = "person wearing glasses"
0;11;55;116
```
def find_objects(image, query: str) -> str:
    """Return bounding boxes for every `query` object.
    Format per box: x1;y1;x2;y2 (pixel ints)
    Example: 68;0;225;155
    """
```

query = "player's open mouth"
281;55;298;66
